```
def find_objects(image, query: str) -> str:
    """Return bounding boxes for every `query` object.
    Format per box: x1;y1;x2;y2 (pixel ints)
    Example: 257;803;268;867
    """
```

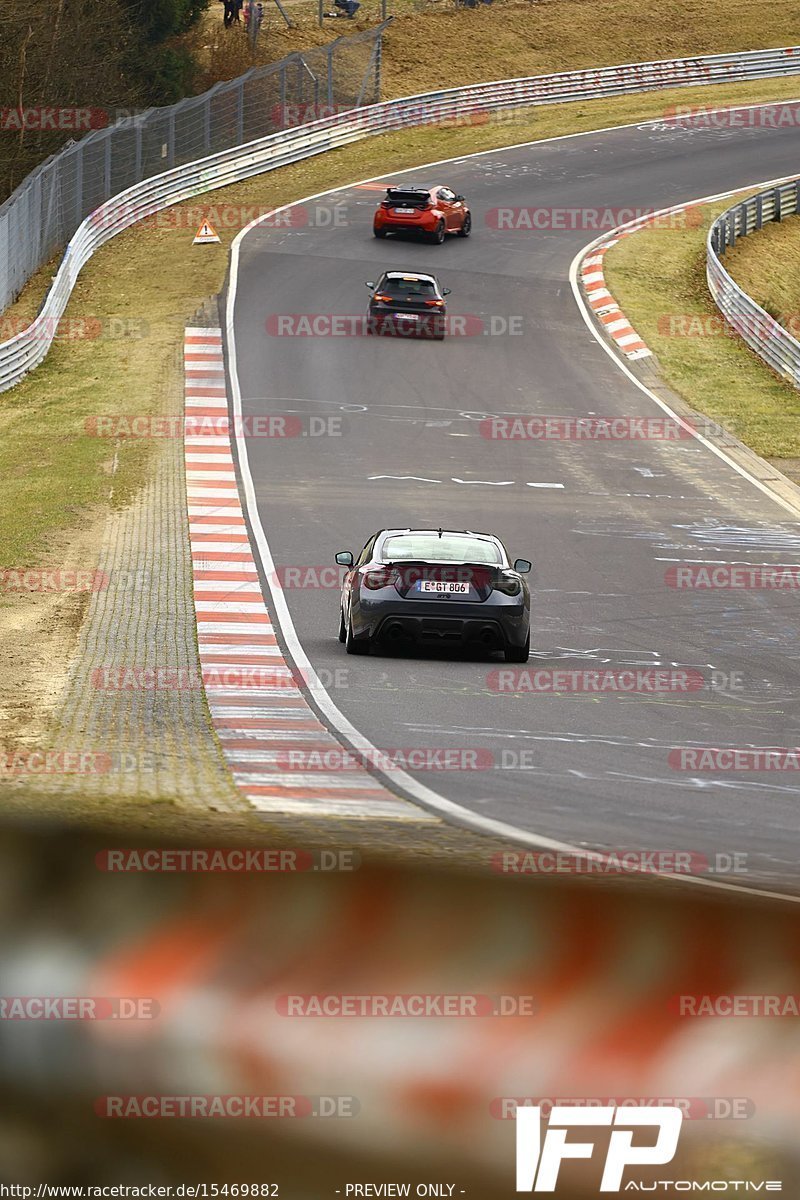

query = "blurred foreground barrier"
0;822;799;1191
707;177;800;385
4;46;800;393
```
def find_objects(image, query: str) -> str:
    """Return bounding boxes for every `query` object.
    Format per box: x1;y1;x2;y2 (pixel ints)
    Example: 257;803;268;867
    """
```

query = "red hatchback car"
373;185;472;244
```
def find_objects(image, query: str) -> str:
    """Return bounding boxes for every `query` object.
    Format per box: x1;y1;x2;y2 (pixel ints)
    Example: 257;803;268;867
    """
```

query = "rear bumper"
363;607;528;649
373;213;435;234
367;310;445;338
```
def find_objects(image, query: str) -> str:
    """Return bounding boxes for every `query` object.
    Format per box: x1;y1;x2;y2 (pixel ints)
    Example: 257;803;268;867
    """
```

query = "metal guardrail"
0;23;387;315
707;178;800;385
4;44;800;393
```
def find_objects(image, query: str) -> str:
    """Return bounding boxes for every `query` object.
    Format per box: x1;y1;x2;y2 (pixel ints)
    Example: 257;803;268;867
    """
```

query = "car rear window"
386;190;430;207
382;534;502;564
381;277;437;298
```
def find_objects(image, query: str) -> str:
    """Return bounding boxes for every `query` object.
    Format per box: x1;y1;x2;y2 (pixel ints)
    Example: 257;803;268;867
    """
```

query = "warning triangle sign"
193;220;220;245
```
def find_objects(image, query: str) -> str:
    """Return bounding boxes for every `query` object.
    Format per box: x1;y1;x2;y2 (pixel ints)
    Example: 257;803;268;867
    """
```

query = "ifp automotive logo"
515;1105;682;1192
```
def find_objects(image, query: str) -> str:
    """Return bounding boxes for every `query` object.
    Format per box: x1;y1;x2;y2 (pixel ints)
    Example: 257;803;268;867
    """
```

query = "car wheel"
345;608;370;655
457;212;472;237
504;633;530;663
373;227;388;238
338;605;346;643
431;221;446;245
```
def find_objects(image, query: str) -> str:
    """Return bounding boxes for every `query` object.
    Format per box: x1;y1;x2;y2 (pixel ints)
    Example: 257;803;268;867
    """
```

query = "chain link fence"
0;22;388;315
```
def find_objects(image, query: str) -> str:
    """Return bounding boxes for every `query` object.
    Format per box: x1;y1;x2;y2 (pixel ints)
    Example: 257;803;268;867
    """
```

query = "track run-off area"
224;106;800;897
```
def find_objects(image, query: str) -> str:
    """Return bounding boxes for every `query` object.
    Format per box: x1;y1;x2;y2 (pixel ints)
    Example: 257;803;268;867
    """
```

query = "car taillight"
362;567;398;590
424;299;444;308
494;573;521;597
373;293;393;303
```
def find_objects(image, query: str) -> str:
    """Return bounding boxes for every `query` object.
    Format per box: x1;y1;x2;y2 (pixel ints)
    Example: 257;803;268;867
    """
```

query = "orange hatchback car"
373;184;472;244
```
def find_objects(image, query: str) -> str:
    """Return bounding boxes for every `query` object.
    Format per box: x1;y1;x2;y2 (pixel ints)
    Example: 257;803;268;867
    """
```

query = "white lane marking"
225;123;800;906
451;477;514;486
527;482;566;489
368;474;441;483
655;557;800;565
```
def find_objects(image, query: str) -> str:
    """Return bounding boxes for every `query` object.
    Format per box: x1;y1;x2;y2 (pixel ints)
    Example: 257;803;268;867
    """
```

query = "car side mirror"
365;281;375;290
336;551;354;567
513;558;532;574
455;194;465;202
442;288;451;296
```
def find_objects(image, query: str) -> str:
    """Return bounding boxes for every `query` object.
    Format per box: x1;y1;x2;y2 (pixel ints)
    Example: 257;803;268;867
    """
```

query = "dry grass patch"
604;196;800;464
191;0;800;100
725;213;800;329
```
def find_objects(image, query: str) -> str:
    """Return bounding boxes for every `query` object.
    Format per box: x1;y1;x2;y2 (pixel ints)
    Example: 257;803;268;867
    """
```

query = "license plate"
420;580;469;594
393;207;416;214
394;312;418;320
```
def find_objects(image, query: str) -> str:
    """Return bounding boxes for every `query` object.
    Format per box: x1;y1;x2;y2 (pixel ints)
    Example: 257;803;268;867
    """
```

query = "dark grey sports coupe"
335;528;531;661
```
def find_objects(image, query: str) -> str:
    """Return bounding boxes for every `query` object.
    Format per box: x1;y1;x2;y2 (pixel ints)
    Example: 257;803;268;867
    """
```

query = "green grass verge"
604;194;800;464
724;212;800;330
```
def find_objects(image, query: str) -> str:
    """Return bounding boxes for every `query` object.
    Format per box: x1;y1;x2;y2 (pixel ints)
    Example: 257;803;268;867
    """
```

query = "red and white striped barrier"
184;327;431;822
579;241;651;361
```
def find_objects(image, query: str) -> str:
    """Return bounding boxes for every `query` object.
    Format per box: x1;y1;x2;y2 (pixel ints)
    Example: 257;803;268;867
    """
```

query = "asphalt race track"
228;109;800;893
